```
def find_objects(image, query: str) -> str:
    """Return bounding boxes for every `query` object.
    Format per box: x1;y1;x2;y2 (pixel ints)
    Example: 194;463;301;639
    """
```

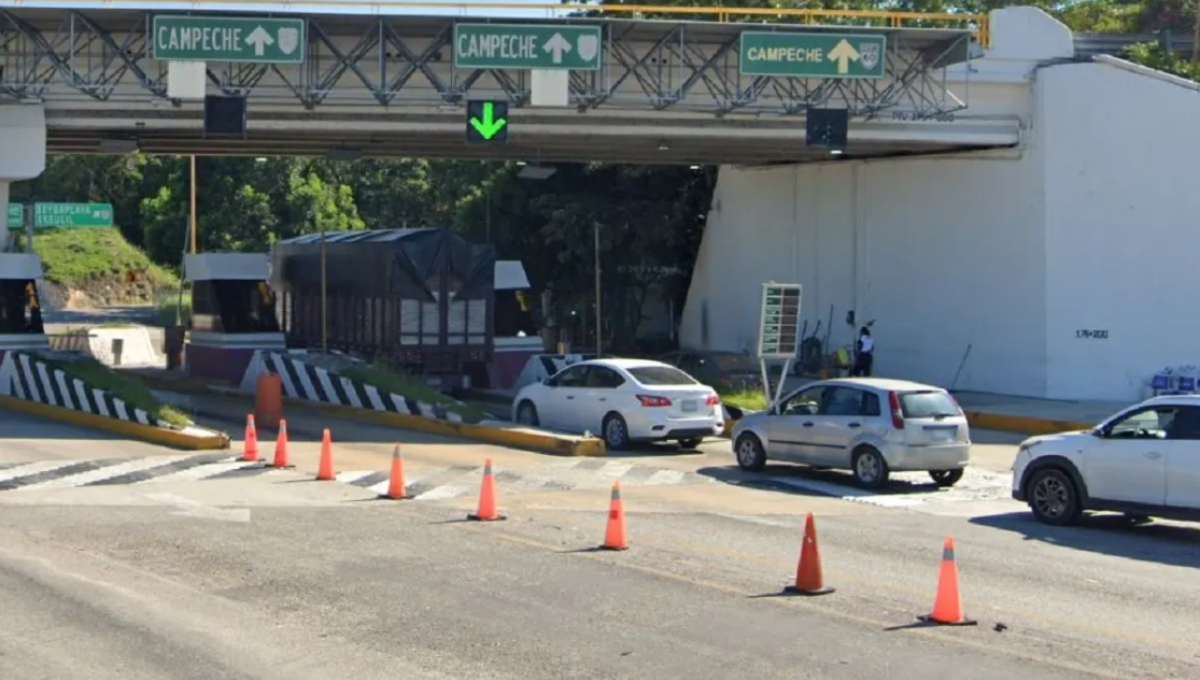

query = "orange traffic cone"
242;414;259;462
316;428;335;481
920;537;977;626
383;444;410;500
601;481;628;550
272;419;292;468
468;459;506;521
783;512;835;596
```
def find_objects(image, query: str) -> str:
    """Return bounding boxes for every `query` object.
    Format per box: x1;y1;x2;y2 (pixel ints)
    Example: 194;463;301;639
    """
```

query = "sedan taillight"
637;395;672;407
706;394;721;406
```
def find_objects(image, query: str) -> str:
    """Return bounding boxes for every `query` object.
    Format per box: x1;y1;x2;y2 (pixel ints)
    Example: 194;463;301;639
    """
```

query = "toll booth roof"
0;253;44;280
184;253;270;282
276;229;431;245
496;261;530;291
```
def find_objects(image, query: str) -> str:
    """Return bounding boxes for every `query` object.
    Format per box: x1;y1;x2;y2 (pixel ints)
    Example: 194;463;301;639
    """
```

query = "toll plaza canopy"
0;1;995;164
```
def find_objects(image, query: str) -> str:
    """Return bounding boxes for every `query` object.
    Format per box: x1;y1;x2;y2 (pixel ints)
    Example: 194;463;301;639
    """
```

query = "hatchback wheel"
929;469;964;487
734;434;766;472
603;413;630;451
852;447;889;489
1028;468;1082;526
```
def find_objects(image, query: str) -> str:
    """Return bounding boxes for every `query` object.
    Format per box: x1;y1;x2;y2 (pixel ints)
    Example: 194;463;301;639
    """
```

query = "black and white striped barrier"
239;351;486;424
0;352;172;427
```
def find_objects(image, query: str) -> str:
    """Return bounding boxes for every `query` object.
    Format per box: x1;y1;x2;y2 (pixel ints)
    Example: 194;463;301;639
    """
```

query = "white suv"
1012;395;1200;526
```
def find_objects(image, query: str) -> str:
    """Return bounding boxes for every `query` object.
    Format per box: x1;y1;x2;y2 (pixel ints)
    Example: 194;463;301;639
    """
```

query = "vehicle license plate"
681;400;698;413
930;427;955;442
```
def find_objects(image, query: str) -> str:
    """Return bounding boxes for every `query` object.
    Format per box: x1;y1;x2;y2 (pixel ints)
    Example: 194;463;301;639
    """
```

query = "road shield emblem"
576;34;599;63
277;27;300;55
858;42;881;71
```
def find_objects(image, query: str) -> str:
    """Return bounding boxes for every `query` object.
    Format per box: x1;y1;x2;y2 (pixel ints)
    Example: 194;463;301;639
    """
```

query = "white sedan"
1012;394;1200;526
511;357;725;450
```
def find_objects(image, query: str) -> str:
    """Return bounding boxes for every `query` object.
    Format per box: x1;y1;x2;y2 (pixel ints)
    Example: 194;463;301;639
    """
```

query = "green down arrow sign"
466;100;509;143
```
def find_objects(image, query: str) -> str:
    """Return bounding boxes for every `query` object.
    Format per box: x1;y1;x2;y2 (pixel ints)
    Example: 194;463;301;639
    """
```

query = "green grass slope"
31;227;177;290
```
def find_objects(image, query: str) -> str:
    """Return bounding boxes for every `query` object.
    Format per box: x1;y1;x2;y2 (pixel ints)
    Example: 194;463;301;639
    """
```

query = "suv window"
899;391;960;418
1107;406;1175;439
627;365;698;386
549;365;589;388
1167;406;1200;440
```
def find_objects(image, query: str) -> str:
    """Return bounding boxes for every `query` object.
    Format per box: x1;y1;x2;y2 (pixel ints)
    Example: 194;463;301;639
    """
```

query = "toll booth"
0;253;50;358
184;253;285;384
486;260;543;390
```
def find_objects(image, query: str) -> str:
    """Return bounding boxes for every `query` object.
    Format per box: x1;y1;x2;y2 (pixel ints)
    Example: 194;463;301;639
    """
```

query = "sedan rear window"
627;366;699;386
899;391;960;418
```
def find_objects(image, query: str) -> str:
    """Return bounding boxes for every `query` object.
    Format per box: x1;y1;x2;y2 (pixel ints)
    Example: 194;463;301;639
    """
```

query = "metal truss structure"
0;9;977;118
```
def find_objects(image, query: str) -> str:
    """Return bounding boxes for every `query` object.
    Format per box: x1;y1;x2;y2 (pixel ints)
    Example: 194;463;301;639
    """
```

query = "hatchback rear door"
895;390;967;446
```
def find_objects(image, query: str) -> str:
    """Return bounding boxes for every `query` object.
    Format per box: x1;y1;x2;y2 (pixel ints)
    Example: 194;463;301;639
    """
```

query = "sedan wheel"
603;414;630;450
516;401;539;427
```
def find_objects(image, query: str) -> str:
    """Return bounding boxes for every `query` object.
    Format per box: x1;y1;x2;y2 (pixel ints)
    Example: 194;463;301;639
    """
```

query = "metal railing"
1074;32;1189;57
0;0;992;46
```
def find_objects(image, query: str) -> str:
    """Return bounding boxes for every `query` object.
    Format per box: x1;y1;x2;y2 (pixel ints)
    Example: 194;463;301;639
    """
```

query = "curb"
964;411;1093;436
0;394;231;450
142;377;606;457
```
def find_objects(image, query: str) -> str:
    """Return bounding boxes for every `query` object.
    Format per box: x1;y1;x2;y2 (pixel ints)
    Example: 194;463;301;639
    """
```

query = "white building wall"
682;152;1047;395
1040;60;1200;401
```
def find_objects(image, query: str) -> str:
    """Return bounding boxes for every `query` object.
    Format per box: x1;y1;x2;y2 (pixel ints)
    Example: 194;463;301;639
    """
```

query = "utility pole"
189;155;198;253
593;221;602;356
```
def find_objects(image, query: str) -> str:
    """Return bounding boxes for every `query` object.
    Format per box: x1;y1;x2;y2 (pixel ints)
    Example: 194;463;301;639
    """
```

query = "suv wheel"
1027;467;1083;526
734;434;767;472
852;447;889;489
678;437;704;451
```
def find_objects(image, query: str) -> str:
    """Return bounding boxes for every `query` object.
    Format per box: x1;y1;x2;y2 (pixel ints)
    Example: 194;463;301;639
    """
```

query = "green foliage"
41;356;191;427
721;388;769;412
31;227;177;289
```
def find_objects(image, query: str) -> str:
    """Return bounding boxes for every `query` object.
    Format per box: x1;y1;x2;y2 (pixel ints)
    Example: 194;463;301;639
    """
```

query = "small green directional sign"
466;100;509;144
6;202;114;229
740;32;886;79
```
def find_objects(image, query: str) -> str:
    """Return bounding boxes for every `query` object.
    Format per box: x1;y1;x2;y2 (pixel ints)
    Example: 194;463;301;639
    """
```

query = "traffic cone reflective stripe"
384;445;410;500
783;512;834;596
316;428;335;481
468;459;506;521
921;537;976;626
243;414;259;462
272;419;292;468
601;481;628;551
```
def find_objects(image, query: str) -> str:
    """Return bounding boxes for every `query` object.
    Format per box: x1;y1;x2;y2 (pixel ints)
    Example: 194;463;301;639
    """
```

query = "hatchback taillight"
887;391;905;429
705;394;721;406
638;395;672;407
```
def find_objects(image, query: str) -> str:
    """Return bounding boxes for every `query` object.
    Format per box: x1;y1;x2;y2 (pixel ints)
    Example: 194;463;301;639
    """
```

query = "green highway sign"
466;100;509;143
757;283;803;359
153;15;307;64
7;203;115;229
740;32;886;79
454;23;602;71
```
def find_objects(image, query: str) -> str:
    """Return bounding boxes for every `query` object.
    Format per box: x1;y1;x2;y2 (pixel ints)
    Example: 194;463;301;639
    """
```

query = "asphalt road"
0;406;1197;679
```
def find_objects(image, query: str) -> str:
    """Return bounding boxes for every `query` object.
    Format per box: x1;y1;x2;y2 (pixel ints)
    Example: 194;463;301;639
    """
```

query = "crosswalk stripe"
0;461;84;484
20;455;195;490
144;459;263;483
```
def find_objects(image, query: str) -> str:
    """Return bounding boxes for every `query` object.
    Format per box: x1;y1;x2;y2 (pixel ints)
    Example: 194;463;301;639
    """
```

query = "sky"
0;0;577;18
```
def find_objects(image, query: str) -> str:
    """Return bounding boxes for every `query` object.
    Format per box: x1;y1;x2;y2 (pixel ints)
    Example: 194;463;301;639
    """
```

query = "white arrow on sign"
246;26;275;57
543;32;572;65
827;39;861;75
146;492;251;523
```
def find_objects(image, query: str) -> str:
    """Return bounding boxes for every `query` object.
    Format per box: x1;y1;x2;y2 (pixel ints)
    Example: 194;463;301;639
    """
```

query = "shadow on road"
970;511;1200;569
695;463;952;498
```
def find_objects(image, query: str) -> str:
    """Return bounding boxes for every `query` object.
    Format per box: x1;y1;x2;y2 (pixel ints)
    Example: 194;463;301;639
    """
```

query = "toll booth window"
190;280;281;334
0;280;43;335
495;289;538;337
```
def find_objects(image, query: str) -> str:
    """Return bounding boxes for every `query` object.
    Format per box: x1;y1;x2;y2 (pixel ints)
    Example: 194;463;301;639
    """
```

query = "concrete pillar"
0;103;48;254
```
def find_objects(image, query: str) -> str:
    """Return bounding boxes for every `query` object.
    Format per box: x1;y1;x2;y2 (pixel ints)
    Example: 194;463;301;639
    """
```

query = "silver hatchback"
730;378;971;489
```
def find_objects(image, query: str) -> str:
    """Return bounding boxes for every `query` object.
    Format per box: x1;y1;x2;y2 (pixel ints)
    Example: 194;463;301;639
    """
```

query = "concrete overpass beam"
0;104;48;250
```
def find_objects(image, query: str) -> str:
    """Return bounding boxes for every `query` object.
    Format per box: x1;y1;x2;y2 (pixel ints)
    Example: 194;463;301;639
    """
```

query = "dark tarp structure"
271;228;496;375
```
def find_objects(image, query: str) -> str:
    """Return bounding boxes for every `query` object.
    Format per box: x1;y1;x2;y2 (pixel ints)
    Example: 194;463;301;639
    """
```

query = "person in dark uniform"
851;325;874;377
